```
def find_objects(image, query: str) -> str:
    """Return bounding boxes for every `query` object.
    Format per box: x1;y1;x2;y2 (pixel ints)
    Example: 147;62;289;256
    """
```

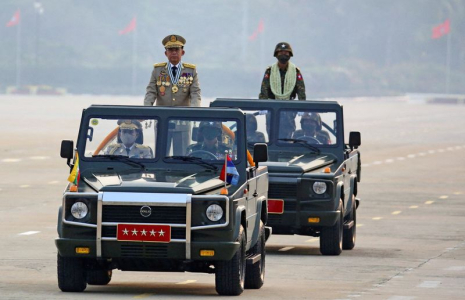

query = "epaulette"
135;144;149;149
182;62;196;69
153;62;167;67
266;66;272;70
296;67;301;72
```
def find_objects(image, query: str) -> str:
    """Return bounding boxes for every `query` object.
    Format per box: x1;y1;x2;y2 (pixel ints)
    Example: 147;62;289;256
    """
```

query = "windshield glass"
84;118;157;159
167;118;239;161
241;110;270;144
278;110;337;145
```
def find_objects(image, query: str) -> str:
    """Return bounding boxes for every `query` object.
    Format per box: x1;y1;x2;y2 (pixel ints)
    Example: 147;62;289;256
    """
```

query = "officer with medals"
186;121;230;159
258;42;306;139
144;34;201;155
104;120;153;158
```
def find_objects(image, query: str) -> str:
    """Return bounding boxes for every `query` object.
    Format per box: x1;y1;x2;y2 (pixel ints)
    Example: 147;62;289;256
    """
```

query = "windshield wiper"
278;138;321;154
165;156;218;171
92;154;146;170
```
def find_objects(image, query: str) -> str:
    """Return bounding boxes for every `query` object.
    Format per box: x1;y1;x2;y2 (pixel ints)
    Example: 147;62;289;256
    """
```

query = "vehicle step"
246;254;261;265
343;220;354;229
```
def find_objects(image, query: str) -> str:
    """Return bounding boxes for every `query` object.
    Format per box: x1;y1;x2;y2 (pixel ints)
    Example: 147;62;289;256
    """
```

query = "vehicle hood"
82;169;225;194
262;154;336;173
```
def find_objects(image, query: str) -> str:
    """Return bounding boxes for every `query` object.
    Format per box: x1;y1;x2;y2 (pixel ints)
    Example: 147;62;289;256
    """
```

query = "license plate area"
117;224;171;243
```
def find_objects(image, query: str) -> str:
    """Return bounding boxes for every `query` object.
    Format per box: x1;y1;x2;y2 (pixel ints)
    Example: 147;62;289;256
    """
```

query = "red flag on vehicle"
119;17;136;35
6;9;20;27
432;19;450;39
249;19;264;41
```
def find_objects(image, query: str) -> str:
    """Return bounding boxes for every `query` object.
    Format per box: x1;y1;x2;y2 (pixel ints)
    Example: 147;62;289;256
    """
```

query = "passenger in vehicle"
246;114;266;143
292;113;331;144
186;121;230;159
104;120;154;158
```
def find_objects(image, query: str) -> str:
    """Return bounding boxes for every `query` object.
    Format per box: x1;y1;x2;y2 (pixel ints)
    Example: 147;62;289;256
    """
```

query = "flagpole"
131;18;137;95
445;28;451;94
16;11;22;88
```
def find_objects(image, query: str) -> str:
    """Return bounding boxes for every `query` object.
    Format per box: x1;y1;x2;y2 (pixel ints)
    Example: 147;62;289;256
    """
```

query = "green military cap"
162;34;186;48
117;119;142;130
274;42;293;57
301;113;322;130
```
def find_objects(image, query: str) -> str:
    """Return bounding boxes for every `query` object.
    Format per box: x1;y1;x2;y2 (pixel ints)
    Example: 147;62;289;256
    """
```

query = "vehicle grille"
268;214;283;225
120;244;168;258
102;226;186;239
102;205;186;224
269;183;297;199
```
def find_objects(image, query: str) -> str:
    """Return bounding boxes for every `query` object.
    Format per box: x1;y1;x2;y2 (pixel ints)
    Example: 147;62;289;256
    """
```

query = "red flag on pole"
6;9;20;27
249;19;264;41
432;19;450;39
118;17;136;35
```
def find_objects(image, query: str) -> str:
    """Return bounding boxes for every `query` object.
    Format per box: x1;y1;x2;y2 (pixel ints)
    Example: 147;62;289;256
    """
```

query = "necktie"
125;147;130;156
172;66;178;78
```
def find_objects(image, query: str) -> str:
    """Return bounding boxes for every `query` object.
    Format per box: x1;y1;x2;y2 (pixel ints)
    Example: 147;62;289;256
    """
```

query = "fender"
57;206;63;237
345;175;358;218
249;196;266;249
233;205;247;241
335;181;344;210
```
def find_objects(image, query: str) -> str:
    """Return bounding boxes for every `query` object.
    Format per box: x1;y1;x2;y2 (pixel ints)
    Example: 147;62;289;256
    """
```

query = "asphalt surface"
0;95;464;299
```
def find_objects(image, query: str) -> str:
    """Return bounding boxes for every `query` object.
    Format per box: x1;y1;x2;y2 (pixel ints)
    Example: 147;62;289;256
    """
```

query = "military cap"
301;113;322;130
274;42;293;57
117;119;142;130
162;34;186;48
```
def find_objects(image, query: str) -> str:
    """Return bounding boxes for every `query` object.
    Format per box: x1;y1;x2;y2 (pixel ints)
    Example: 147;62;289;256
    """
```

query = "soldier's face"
120;129;138;146
165;47;185;64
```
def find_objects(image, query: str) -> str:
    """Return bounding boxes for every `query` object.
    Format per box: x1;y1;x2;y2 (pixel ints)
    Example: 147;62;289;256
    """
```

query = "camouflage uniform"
258;66;306;100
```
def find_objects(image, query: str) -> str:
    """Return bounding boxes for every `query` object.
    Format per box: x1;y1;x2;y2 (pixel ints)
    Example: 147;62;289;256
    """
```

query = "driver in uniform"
292;113;330;144
186;121;230;158
104;120;153;158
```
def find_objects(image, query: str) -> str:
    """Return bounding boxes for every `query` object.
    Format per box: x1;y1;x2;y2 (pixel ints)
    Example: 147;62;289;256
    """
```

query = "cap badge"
281;44;286;48
170;35;176;42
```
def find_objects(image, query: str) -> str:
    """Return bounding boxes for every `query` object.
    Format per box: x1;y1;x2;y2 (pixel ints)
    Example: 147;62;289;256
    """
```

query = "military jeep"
211;99;361;255
57;105;270;295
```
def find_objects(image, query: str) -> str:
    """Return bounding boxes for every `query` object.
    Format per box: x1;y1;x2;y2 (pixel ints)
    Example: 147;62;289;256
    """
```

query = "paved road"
0;95;464;299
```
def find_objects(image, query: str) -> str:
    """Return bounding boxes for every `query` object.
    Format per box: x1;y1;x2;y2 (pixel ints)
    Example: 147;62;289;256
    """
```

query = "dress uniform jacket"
144;62;201;107
104;143;153;159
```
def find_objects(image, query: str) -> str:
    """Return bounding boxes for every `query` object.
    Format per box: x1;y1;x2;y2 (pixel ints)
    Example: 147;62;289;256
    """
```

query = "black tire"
343;198;356;250
57;253;87;292
215;225;246;296
320;200;343;255
245;221;265;289
87;269;112;285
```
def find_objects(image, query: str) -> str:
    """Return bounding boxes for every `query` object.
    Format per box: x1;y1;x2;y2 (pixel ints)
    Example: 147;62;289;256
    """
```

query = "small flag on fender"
219;154;239;185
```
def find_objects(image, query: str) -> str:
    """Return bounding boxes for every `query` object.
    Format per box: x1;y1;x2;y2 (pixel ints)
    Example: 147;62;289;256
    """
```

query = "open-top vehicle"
211;99;361;255
57;105;269;295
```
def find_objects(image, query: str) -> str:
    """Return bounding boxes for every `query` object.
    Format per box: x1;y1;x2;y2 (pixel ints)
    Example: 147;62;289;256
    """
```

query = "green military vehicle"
211;99;361;255
57;105;270;295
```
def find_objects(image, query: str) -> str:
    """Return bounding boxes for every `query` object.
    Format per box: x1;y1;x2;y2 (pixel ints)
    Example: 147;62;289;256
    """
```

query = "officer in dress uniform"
144;34;201;155
259;42;306;140
104;120;153;158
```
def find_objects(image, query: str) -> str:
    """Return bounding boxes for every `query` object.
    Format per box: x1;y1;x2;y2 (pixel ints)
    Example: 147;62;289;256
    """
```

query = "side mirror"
253;143;268;167
349;132;361;150
61;140;74;166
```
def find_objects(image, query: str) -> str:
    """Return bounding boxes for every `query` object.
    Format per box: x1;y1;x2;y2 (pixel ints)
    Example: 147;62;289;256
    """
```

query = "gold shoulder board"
182;62;196;69
154;62;168;67
135;144;149;149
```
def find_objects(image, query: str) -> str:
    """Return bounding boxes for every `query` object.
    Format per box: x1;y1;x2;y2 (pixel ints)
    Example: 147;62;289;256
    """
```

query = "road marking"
19;185;30;188
439;195;448;199
361;164;371;167
396;157;406;161
278;247;294;252
387;297;415;300
447;147;454;151
29;156;50;160
176;280;197;285
356;224;364;227
438;149;445;153
48;181;60;184
428;150;436;154
409;205;419;209
407;154;416;158
425;201;434;205
133;294;153;299
385;159;394;163
372;217;383;220
305;238;318;243
455;146;462;150
373;161;383;165
418;152;426;156
445;266;465;271
19;231;40;236
392;211;402;215
2;158;22;163
453;192;462;195
417;280;440;288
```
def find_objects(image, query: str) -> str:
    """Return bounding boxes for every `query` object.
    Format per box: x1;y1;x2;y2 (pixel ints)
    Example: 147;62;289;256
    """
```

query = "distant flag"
432;19;450;39
67;153;80;186
118;17;136;35
219;154;240;185
248;19;264;41
6;9;20;27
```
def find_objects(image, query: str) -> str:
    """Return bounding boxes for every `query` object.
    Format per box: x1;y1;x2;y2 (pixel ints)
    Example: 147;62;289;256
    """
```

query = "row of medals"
157;75;194;95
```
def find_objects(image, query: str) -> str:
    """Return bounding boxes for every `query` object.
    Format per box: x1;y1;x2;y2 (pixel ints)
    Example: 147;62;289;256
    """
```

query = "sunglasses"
121;129;136;134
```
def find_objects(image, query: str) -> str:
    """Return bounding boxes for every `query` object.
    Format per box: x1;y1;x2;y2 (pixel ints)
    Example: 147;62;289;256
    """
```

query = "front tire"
245;221;265;289
320;200;343;255
215;225;246;295
57;253;87;292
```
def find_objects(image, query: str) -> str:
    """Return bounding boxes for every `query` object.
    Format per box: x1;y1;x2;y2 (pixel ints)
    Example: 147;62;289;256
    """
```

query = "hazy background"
1;0;464;98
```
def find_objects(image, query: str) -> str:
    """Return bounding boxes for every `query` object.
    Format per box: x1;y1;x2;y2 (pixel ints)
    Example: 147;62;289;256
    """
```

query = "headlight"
71;202;88;219
206;204;223;222
313;182;327;195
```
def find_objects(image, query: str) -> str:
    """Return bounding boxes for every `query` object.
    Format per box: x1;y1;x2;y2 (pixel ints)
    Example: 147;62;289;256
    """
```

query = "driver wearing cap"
186;121;230;158
104;120;154;158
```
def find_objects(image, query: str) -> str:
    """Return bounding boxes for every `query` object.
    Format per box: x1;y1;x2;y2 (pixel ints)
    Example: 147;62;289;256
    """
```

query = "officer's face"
120;129;138;146
165;47;185;65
